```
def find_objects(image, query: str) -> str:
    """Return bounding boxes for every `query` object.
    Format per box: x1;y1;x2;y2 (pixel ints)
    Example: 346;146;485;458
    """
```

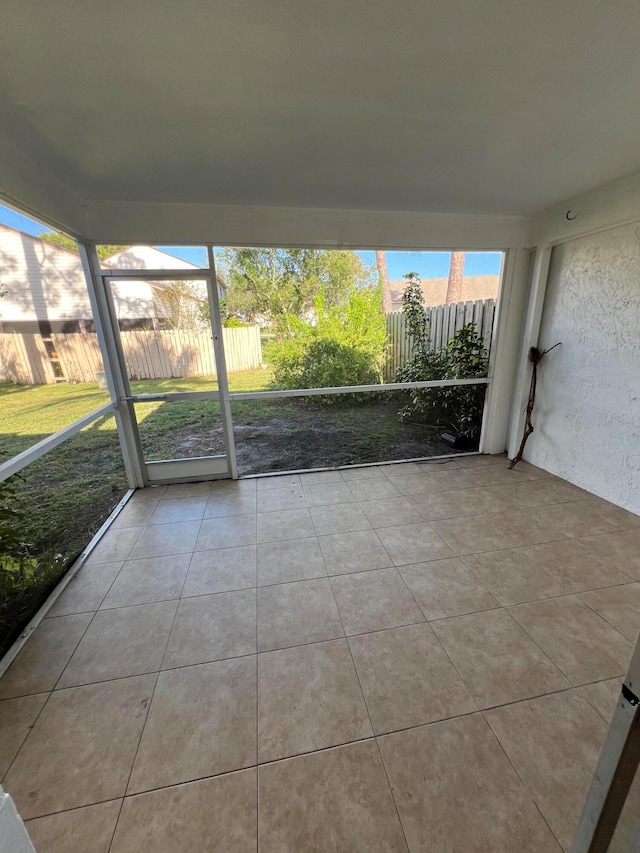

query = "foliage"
154;280;209;330
39;231;127;261
395;274;488;440
223;317;249;328
219;248;375;325
266;287;388;399
0;474;67;656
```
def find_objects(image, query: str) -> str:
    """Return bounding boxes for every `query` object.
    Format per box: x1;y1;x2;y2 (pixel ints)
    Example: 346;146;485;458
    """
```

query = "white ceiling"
1;0;640;220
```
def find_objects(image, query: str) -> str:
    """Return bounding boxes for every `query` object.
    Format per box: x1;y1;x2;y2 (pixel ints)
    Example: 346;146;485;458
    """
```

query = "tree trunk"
445;251;465;304
375;250;393;314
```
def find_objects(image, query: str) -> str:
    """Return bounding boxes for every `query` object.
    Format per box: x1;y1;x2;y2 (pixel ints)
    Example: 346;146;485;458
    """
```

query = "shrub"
265;287;388;399
395;274;488;440
0;474;67;656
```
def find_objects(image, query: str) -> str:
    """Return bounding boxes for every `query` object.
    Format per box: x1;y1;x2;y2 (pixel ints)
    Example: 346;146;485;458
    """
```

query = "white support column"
506;244;552;459
78;243;146;488
207;247;238;479
480;248;532;454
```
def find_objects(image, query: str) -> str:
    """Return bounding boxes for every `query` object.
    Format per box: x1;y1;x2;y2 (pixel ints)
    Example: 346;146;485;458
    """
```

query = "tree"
154;280;209;330
39;231;126;262
445;251;465;304
375;250;393;314
219;248;374;326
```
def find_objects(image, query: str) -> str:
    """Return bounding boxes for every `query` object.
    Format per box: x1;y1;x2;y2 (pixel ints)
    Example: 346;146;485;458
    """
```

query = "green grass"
0;369;275;459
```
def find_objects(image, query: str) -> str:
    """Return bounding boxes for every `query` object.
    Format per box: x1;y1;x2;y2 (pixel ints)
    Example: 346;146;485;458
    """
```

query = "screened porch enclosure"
2;0;640;846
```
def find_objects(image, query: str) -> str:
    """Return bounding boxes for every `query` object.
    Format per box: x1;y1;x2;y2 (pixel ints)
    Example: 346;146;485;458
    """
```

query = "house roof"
389;275;500;309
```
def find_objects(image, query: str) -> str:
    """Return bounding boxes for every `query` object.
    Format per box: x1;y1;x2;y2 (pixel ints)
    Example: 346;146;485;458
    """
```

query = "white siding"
524;223;640;514
0;226;92;322
0;230;171;323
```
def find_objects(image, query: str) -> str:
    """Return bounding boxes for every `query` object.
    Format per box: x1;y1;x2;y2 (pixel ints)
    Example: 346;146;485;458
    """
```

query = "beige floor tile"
0;693;48;777
257;537;326;585
576;495;640;530
521;538;632;593
259;741;407;852
47;561;123;616
112;770;256;853
0;614;92;699
26;800;122;853
129;658;256;793
195;514;256;550
580;677;622;722
504;478;588;507
359;496;424;528
4;674;155;818
381;462;424;477
432;608;569;707
418;468;478;491
213;478;257;493
488;507;568;546
303;482;355;507
318;529;393;575
331;568;425;635
129;485;166;501
58;601;177;688
162;590;256;668
110;499;158;529
100;553;190;608
400;557;499;620
204;489;257;518
256;474;300;490
86;527;142;564
376;522;454;565
580;529;640;578
429;514;523;555
161;481;212;499
578;583;640;641
462;548;569;605
408;485;513;520
258;578;344;651
347;478;401;501
454;453;507;469
129;520;201;559
349;624;476;733
386;473;441;496
299;469;343;484
310;502;372;535
378;714;562;852
148;497;207;525
257;508;315;542
339;465;386;481
510;596;633;684
183;546;257;596
257;485;307;512
533;501;619;538
258;640;372;762
467;465;546;486
485;691;608;851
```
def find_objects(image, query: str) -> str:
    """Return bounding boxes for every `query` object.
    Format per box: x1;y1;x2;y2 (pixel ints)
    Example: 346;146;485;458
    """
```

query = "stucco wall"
524;223;640;513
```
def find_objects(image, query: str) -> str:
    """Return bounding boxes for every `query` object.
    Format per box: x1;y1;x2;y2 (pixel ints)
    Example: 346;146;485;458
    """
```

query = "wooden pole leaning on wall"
508;342;561;469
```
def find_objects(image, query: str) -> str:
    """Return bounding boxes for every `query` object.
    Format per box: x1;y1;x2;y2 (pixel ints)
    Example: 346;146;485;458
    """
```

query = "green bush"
265;287;388;399
395;273;488;440
0;474;67;656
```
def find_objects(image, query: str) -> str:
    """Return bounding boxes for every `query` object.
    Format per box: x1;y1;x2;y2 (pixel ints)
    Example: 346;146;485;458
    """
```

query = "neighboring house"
0;227;225;334
388;275;500;312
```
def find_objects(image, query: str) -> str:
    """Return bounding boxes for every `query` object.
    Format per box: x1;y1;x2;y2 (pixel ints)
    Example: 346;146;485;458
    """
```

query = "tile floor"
1;455;640;852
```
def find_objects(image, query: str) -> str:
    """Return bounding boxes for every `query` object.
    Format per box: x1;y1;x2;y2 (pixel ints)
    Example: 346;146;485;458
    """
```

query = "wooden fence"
0;326;263;385
385;298;495;378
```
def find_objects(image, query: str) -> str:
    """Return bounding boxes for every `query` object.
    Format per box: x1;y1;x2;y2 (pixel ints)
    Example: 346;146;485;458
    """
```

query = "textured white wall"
524;223;640;513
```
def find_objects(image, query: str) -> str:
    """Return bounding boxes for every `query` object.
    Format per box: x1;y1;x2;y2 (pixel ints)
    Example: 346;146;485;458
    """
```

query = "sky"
0;203;502;276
